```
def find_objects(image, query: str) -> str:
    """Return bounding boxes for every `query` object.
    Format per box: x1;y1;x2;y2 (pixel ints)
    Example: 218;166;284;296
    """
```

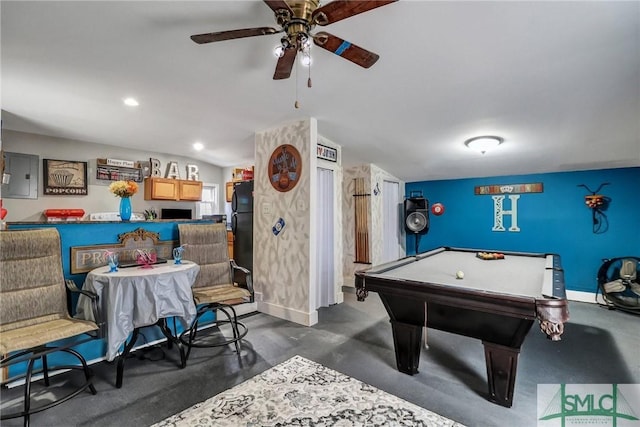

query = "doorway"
316;167;335;308
382;180;401;263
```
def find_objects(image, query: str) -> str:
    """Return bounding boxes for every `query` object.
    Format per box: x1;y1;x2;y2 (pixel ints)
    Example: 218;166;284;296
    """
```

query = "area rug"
153;355;464;426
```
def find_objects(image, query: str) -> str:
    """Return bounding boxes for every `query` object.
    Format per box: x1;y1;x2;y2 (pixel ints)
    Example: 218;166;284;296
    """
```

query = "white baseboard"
566;290;600;304
257;299;318;326
235;302;258;316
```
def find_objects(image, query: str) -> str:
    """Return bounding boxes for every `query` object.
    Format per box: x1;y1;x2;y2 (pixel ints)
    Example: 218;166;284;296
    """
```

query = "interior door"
382;180;401;263
316;167;335;308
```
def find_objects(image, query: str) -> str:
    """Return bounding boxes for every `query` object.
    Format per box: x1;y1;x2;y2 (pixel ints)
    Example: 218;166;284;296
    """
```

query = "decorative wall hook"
578;183;611;234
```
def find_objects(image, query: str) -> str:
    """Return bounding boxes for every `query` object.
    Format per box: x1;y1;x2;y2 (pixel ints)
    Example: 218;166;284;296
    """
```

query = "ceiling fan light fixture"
273;45;285;58
464;136;504;154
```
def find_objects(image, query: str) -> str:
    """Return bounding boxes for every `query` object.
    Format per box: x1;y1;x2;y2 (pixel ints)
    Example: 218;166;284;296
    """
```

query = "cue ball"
456;270;464;279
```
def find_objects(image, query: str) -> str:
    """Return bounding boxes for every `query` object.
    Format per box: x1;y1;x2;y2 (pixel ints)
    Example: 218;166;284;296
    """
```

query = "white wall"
370;164;406;265
1;130;225;221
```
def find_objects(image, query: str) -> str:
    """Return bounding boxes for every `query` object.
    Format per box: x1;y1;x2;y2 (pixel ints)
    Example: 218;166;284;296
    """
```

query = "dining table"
76;260;200;387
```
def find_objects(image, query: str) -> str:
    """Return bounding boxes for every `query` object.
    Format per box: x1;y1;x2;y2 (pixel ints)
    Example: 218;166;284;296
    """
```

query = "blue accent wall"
405;167;640;294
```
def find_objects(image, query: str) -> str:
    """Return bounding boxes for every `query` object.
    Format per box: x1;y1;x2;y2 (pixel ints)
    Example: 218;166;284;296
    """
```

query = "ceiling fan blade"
273;47;298;80
191;27;279;44
263;0;294;15
313;32;379;68
312;0;397;26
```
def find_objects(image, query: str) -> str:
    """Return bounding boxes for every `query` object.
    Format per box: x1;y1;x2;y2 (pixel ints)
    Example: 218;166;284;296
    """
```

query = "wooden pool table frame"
355;247;569;408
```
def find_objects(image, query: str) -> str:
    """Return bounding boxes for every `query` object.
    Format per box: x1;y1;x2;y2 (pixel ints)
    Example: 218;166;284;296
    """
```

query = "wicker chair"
0;228;100;427
177;223;253;358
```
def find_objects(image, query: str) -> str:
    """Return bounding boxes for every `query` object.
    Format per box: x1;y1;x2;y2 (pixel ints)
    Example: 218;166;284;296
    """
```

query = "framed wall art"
268;144;302;192
43;159;88;195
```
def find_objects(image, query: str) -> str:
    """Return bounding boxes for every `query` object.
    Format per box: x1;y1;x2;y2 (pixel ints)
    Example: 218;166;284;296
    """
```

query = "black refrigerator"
231;180;253;273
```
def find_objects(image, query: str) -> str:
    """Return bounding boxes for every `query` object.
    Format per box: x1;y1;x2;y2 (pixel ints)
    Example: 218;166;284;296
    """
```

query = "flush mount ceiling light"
464;136;504;154
193;142;204;151
123;97;139;107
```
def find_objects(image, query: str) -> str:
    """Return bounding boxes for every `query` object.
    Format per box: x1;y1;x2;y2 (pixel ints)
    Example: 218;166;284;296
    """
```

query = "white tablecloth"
76;261;199;361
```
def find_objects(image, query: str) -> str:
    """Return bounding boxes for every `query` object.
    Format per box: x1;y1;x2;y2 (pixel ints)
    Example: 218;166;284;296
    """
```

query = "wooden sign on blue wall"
474;182;543;195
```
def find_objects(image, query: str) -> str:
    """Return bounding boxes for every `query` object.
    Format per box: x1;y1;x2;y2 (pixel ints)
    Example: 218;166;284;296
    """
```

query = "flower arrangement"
109;180;138;198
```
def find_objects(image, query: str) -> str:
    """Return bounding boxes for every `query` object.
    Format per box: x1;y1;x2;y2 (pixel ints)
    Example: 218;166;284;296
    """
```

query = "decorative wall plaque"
70;228;176;273
268;144;302;192
317;144;337;162
43;159;88;195
474;182;543;195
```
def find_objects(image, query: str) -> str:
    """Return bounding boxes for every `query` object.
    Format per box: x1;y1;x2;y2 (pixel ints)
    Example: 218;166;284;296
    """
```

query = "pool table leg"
390;320;422;375
482;341;520;408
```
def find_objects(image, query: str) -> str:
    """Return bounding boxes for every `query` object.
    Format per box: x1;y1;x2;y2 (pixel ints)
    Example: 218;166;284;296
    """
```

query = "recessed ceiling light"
123;97;139;107
464;136;504;154
193;142;204;151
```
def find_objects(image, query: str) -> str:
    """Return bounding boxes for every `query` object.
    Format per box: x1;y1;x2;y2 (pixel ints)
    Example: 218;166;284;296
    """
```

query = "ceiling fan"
190;0;398;80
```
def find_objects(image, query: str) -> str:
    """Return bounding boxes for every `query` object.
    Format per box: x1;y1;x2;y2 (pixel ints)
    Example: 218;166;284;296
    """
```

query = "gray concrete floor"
1;292;638;426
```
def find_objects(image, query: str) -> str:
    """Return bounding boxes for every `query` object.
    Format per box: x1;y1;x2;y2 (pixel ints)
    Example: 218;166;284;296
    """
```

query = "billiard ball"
456;270;464;279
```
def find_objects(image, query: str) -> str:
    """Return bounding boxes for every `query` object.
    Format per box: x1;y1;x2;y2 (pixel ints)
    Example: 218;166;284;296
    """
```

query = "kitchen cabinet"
227;230;234;259
225;182;234;202
144;177;202;201
144;177;177;200
179;180;202;201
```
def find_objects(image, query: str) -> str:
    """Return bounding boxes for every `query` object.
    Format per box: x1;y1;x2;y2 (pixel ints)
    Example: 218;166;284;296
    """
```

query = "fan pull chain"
294;54;300;109
308;54;312;88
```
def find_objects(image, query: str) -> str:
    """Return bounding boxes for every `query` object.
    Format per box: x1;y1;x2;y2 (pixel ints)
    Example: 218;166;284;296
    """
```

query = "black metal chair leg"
227;305;242;353
22;357;37;427
218;306;241;353
178;303;248;359
42;353;50;387
61;348;97;395
116;328;140;388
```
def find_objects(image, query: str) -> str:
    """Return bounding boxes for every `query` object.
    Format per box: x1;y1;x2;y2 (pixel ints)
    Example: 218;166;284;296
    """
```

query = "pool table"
354;246;569;407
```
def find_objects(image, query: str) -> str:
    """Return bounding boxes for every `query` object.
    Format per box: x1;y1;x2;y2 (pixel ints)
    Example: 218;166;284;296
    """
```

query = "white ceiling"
2;1;639;182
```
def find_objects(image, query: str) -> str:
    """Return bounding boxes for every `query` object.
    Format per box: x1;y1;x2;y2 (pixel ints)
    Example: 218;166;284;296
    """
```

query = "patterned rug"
153;355;464;426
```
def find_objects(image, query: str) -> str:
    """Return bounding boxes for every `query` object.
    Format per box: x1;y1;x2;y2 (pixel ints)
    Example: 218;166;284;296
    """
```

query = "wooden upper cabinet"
227;230;234;259
144;177;177;200
179;180;203;201
225;182;234;202
144;177;202;201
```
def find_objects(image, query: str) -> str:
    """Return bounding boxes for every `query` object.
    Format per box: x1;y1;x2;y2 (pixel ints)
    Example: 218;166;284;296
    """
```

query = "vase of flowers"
109;180;138;221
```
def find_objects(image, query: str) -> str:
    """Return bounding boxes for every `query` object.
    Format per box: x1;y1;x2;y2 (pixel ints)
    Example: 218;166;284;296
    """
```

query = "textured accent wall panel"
342;164;405;284
254;119;312;315
342;165;371;283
